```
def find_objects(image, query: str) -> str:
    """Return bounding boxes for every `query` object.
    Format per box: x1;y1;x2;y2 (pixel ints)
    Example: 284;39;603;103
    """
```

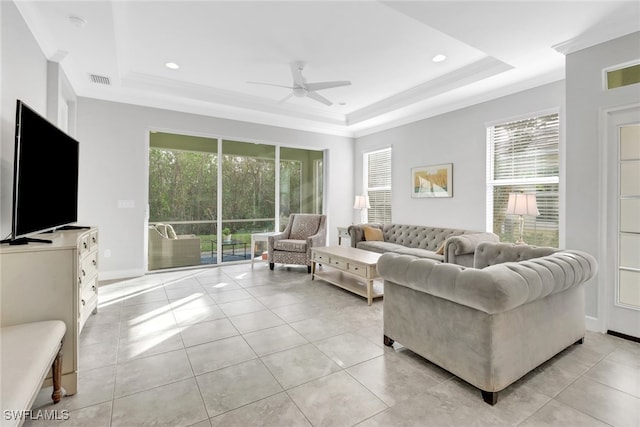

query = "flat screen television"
3;100;79;244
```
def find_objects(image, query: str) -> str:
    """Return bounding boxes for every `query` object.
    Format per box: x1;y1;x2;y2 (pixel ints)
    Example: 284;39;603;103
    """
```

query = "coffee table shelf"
311;246;383;305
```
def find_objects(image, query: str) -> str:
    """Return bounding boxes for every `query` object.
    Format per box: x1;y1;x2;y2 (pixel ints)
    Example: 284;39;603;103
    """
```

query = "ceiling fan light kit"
248;61;351;106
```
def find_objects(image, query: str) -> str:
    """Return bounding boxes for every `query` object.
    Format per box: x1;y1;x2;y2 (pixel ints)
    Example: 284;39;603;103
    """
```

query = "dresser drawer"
313;252;331;263
330;258;346;269
347;262;367;278
80;276;98;302
79;251;98;285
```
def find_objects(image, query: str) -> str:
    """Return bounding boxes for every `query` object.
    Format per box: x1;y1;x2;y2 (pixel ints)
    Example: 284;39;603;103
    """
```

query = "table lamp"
506;193;539;244
354;195;370;224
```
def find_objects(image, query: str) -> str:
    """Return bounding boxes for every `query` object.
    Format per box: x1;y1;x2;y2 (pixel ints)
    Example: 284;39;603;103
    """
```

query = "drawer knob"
82;269;86;276
92;285;96;292
81;299;85;306
92;260;97;266
83;242;87;249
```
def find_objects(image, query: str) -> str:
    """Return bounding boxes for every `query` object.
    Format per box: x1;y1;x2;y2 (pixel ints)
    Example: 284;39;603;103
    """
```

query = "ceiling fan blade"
247;81;294;90
277;93;294;104
290;61;306;86
304;81;351;92
306;91;332;106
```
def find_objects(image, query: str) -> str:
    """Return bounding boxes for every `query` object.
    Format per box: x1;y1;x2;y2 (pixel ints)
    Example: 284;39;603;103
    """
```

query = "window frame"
486;110;561;246
364;147;392;224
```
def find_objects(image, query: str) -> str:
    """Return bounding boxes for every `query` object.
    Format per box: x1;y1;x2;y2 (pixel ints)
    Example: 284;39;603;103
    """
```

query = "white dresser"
0;227;99;395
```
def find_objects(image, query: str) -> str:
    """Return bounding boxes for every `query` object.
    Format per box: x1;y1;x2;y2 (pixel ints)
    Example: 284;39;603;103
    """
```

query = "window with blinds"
366;148;392;223
487;113;559;246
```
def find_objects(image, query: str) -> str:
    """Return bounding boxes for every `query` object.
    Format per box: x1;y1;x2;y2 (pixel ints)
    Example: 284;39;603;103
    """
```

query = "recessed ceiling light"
165;62;180;70
432;54;447;63
68;15;87;28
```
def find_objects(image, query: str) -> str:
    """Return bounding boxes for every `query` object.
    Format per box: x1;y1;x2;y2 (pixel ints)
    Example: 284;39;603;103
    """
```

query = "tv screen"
10;100;79;241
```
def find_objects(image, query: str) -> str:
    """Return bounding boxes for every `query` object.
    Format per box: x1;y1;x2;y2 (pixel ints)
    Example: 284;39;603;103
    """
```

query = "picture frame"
411;163;453;198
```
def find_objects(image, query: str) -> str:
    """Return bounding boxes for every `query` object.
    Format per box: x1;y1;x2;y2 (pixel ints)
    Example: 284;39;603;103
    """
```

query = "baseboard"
607;330;640;343
585;315;605;332
99;268;145;282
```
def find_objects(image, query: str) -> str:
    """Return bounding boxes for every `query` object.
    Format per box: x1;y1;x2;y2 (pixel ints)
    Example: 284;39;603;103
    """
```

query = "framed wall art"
411;163;453;198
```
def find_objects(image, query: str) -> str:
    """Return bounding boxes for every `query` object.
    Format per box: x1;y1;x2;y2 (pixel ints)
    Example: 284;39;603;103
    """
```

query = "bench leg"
51;342;63;404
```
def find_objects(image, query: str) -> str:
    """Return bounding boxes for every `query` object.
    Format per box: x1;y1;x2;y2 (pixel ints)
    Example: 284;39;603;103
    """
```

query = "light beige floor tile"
111;378;208;427
209;392;311;427
586;358;640;398
172;304;226;326
78;341;118;371
23;401;112;427
209;288;253;304
261;343;341;389
186;335;257;375
196;359;283;418
228;309;285;334
117;328;184;362
114;349;193;397
315;332;383;368
256;292;305;308
270;302;323;323
519;400;610;427
289;317;350;342
347;354;446;406
217;298;267;317
243;324;309;356
606;346;640;369
179;318;239;348
288;371;387;427
557;376;640;427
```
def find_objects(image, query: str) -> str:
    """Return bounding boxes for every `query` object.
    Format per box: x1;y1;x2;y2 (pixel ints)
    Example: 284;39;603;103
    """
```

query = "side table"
250;232;278;268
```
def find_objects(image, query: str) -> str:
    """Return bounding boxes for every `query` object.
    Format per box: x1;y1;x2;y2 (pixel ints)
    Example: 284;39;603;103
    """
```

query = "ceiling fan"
248;61;351;106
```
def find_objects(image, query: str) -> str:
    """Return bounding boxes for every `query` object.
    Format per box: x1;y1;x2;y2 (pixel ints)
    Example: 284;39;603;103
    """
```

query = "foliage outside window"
487;113;560;246
365;148;392;223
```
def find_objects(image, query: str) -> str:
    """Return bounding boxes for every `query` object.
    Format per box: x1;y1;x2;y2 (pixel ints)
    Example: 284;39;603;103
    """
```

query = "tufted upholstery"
268;214;327;273
378;242;598;405
348;223;499;266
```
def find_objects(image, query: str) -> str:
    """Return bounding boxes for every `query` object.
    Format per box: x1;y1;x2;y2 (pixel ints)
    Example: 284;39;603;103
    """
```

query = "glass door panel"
619;124;640;310
279;147;323;231
221;140;276;263
148;132;218;270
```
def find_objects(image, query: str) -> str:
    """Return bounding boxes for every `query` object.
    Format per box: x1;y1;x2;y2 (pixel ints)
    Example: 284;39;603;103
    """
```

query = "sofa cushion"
357;241;403;254
364;226;384;241
290;215;320;240
274;239;307;253
474;242;558;268
394;247;444;262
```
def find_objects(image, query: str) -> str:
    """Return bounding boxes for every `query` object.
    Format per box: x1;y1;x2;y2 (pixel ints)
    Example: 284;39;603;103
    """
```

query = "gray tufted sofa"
347;223;499;267
378;241;598;405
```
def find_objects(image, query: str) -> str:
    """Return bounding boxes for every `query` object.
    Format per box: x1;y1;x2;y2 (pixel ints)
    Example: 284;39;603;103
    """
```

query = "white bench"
1;320;66;427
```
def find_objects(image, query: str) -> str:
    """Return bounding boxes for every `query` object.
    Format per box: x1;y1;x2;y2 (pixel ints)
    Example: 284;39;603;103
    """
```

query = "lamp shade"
353;195;371;209
506;193;539;216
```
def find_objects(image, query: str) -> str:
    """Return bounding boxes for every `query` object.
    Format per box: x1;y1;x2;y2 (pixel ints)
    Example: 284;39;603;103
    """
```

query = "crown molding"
553;24;640;55
346;56;512;125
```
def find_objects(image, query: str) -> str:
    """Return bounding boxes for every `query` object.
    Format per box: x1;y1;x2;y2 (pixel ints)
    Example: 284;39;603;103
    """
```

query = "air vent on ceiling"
89;74;111;85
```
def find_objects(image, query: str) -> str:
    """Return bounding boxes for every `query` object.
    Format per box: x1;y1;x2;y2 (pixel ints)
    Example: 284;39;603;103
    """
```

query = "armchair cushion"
274;239;307;252
290;215;322;240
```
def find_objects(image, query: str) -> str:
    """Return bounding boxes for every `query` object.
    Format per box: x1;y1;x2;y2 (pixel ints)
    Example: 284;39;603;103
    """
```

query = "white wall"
566;31;640;326
76;98;354;279
0;0;48;235
355;81;564;231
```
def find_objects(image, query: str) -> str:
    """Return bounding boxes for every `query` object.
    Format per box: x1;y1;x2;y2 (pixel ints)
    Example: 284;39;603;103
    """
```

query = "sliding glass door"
148;133;324;270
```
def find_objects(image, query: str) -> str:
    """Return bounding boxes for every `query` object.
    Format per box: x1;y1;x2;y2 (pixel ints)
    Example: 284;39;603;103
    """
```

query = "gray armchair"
268;214;327;273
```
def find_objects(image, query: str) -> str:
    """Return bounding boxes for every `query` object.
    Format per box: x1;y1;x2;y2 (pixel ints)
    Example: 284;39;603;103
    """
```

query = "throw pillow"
435;241;445;255
363;226;384;241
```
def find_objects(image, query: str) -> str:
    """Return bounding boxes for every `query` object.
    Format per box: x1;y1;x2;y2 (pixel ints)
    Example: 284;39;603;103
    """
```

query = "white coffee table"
311;246;383;305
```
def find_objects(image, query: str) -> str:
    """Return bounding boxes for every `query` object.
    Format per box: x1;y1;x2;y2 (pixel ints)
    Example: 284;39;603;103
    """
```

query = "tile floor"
28;262;640;426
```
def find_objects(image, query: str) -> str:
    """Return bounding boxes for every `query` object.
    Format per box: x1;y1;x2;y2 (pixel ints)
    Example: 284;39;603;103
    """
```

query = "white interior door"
606;106;640;339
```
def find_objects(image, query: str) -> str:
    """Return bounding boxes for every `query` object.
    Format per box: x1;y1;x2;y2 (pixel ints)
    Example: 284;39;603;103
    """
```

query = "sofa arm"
379;250;598;314
444;232;499;264
347;223;382;248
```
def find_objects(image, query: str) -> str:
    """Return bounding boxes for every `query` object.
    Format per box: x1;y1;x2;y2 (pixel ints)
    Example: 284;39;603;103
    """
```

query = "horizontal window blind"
488;113;559;246
366;148;392;224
